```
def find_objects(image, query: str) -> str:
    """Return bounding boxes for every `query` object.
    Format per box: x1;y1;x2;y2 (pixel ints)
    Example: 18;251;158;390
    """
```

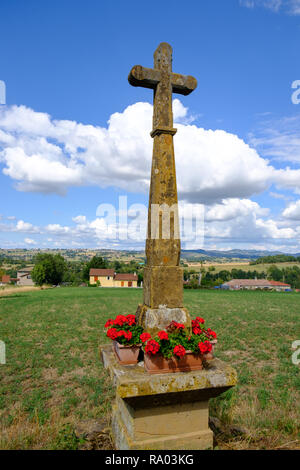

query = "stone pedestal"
100;344;237;450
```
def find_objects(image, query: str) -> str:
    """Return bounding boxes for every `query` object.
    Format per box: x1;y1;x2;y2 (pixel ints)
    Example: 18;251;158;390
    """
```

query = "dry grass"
185;261;299;274
0;285;49;297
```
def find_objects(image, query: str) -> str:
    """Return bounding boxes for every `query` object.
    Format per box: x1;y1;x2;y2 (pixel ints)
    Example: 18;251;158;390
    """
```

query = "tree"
82;256;107;281
267;265;283;282
283;266;300;289
31;264;46;286
114;260;121;271
32;254;67;286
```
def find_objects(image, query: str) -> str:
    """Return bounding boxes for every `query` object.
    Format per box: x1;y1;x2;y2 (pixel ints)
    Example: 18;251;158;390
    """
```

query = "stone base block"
136;304;191;336
143;266;183;308
112;405;213;450
100;344;237;450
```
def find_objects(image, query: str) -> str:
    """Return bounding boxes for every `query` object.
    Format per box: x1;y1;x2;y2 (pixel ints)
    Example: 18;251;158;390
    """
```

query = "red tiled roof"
1;275;10;283
226;279;270;287
114;273;138;281
269;280;291;287
89;268;115;277
225;279;291;288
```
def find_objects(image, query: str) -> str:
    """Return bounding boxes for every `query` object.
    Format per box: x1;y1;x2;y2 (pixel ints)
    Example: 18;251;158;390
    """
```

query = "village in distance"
1;247;300;293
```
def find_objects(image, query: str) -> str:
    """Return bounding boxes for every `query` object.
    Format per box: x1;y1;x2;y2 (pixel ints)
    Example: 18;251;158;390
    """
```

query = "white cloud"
72;215;87;224
1;101;300;251
44;224;70;235
205;198;269;221
0;203;299;252
282;200;300;219
16;220;39;233
240;0;282;12
24;238;37;245
288;0;300;14
1;101;294;203
239;0;300;15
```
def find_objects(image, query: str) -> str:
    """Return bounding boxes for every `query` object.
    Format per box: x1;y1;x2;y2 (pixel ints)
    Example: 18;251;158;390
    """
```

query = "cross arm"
171;73;197;96
128;65;161;90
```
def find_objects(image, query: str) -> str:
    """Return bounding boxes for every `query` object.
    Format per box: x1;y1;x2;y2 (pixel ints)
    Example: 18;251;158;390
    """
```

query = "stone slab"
100;344;237;399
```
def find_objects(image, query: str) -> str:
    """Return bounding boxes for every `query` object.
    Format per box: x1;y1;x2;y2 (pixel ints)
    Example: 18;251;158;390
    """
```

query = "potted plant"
105;314;143;365
142;318;217;374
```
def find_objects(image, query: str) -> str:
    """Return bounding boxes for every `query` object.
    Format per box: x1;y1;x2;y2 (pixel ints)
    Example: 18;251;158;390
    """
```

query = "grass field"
0;287;299;450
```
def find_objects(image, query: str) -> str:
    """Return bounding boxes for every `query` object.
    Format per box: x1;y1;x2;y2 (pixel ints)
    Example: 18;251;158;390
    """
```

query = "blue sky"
1;0;300;251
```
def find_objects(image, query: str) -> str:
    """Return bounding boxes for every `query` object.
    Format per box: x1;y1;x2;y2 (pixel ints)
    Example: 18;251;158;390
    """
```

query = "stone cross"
129;42;197;134
129;43;197;333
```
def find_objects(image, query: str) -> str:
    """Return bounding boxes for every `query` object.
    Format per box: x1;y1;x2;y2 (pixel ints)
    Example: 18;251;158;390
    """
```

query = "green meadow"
0;287;299;449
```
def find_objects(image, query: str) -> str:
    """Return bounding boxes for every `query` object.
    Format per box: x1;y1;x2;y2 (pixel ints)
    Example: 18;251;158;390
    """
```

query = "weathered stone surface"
129;42;197;328
136;304;190;336
100;344;237;450
143;266;183;309
112;405;213;450
100;344;238;399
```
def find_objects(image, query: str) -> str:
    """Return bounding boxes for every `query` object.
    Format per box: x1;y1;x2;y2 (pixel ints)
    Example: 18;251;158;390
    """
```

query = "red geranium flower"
104;319;114;328
106;328;118;340
196;317;205;324
126;314;136;326
193;327;202;335
124;331;132;341
116;330;126;337
114;315;127;326
207;328;217;339
157;330;169;340
173;345;186;357
198;341;212;354
140;332;151;343
173;321;185;330
145;340;160;355
115;330;132;341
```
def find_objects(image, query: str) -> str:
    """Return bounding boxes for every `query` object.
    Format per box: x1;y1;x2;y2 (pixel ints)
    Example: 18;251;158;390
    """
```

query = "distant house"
113;273;138;288
222;279;291;291
17;267;34;286
89;269;138;287
0;275;11;286
89;269;115;287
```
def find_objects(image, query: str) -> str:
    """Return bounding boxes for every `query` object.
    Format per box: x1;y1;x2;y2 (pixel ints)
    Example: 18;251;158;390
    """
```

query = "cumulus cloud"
0;219;39;233
0;198;299;251
282;200;300;219
24;238;37;245
205;198;269;221
1;100;299;202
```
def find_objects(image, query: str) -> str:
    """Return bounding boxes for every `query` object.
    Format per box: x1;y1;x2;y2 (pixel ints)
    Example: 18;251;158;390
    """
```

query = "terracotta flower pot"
144;350;203;374
113;341;141;365
203;339;218;361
